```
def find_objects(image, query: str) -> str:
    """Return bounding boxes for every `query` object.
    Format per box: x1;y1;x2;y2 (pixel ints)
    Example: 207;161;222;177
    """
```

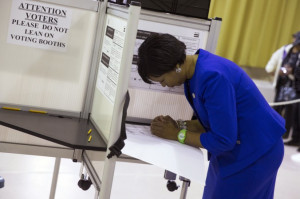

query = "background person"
266;31;300;139
283;34;300;148
265;32;299;75
137;33;285;199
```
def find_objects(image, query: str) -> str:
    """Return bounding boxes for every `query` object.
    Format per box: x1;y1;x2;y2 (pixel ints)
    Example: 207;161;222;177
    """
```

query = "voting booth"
89;4;221;198
0;0;221;198
0;1;106;198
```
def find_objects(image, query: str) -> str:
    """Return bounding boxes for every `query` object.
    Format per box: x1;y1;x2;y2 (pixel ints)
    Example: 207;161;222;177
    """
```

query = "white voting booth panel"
88;3;141;199
0;0;97;114
90;13;129;142
0;0;99;148
0;1;104;198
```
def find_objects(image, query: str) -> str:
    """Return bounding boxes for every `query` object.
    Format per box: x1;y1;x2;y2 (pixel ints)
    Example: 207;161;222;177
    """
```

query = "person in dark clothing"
272;32;300;139
282;35;300;147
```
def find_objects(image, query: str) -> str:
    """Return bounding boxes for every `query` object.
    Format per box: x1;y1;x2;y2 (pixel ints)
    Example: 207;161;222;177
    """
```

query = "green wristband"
177;129;187;144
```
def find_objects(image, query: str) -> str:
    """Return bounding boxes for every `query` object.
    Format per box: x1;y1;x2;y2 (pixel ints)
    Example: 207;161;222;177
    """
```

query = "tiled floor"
0;142;299;199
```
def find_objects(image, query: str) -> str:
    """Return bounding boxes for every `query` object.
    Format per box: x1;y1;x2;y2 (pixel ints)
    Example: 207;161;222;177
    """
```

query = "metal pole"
49;157;61;199
94;190;100;199
179;177;190;199
205;18;222;54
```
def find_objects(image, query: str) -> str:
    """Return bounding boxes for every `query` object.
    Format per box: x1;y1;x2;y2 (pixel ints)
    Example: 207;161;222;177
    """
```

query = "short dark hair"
293;35;300;46
137;33;186;84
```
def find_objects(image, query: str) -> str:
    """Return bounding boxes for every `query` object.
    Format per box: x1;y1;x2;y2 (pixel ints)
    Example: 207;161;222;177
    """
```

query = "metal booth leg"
179;176;191;199
49;157;61;199
164;170;191;199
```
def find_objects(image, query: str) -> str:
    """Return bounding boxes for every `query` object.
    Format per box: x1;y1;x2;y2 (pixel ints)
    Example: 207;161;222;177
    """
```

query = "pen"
2;107;21;111
29;109;47;114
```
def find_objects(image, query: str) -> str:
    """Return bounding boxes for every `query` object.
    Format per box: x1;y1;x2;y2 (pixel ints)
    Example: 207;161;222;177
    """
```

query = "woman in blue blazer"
137;33;285;199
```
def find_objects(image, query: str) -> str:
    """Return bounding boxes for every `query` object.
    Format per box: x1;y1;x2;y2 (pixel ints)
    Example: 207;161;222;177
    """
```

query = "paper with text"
7;0;72;52
123;124;206;184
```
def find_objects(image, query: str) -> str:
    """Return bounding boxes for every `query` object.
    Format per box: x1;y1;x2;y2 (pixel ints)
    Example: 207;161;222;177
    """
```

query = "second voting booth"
0;0;221;198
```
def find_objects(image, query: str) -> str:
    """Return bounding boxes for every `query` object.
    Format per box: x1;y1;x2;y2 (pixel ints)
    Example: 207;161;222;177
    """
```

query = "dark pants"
274;104;294;136
274;85;294;136
291;94;300;142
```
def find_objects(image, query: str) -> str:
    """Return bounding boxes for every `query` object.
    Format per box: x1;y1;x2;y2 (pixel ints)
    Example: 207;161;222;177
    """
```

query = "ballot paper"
123;124;206;185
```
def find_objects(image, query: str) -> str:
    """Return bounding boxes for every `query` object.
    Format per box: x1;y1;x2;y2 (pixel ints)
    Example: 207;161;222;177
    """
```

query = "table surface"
0;109;107;151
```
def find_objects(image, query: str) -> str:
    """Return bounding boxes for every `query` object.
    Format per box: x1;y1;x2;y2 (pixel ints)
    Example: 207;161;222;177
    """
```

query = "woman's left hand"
150;115;179;141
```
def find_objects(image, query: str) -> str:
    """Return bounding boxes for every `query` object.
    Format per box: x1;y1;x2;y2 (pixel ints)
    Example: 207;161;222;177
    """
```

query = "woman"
137;33;285;199
282;35;300;149
265;32;299;139
273;32;300;140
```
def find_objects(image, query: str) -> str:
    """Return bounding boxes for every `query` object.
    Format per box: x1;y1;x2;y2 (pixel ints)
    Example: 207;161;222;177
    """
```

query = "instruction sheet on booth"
96;14;127;104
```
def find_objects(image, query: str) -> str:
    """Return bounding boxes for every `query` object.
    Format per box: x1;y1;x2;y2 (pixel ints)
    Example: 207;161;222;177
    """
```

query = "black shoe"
297;147;300;152
284;140;300;146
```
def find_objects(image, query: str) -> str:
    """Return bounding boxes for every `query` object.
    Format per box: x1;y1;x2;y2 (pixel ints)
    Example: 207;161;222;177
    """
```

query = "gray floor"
0;141;299;199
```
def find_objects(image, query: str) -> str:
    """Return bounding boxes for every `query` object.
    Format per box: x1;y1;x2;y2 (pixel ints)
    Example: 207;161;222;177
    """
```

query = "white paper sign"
123;124;206;184
7;0;72;52
96;14;127;104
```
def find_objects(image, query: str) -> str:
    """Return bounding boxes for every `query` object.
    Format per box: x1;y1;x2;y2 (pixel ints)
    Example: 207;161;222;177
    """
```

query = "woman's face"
150;66;186;88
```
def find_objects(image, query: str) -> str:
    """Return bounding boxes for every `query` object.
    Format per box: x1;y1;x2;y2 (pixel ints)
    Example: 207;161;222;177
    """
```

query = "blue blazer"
184;49;285;178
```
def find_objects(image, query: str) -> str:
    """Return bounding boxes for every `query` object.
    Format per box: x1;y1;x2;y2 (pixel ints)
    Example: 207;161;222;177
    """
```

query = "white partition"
90;13;129;142
127;12;220;122
88;3;141;198
0;0;102;155
0;0;98;114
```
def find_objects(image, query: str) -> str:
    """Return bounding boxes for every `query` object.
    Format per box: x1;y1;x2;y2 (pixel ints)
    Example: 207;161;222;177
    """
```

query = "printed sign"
96;14;127;104
7;0;72;52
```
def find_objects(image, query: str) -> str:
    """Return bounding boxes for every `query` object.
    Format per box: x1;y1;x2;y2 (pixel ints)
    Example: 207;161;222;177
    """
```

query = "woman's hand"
151;115;179;141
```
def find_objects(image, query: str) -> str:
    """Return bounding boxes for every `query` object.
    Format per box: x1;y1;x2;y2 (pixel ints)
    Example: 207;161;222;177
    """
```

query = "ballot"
123;123;206;184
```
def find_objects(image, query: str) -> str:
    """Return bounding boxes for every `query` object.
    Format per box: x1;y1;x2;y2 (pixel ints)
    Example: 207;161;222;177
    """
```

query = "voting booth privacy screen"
0;0;97;114
91;13;129;142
